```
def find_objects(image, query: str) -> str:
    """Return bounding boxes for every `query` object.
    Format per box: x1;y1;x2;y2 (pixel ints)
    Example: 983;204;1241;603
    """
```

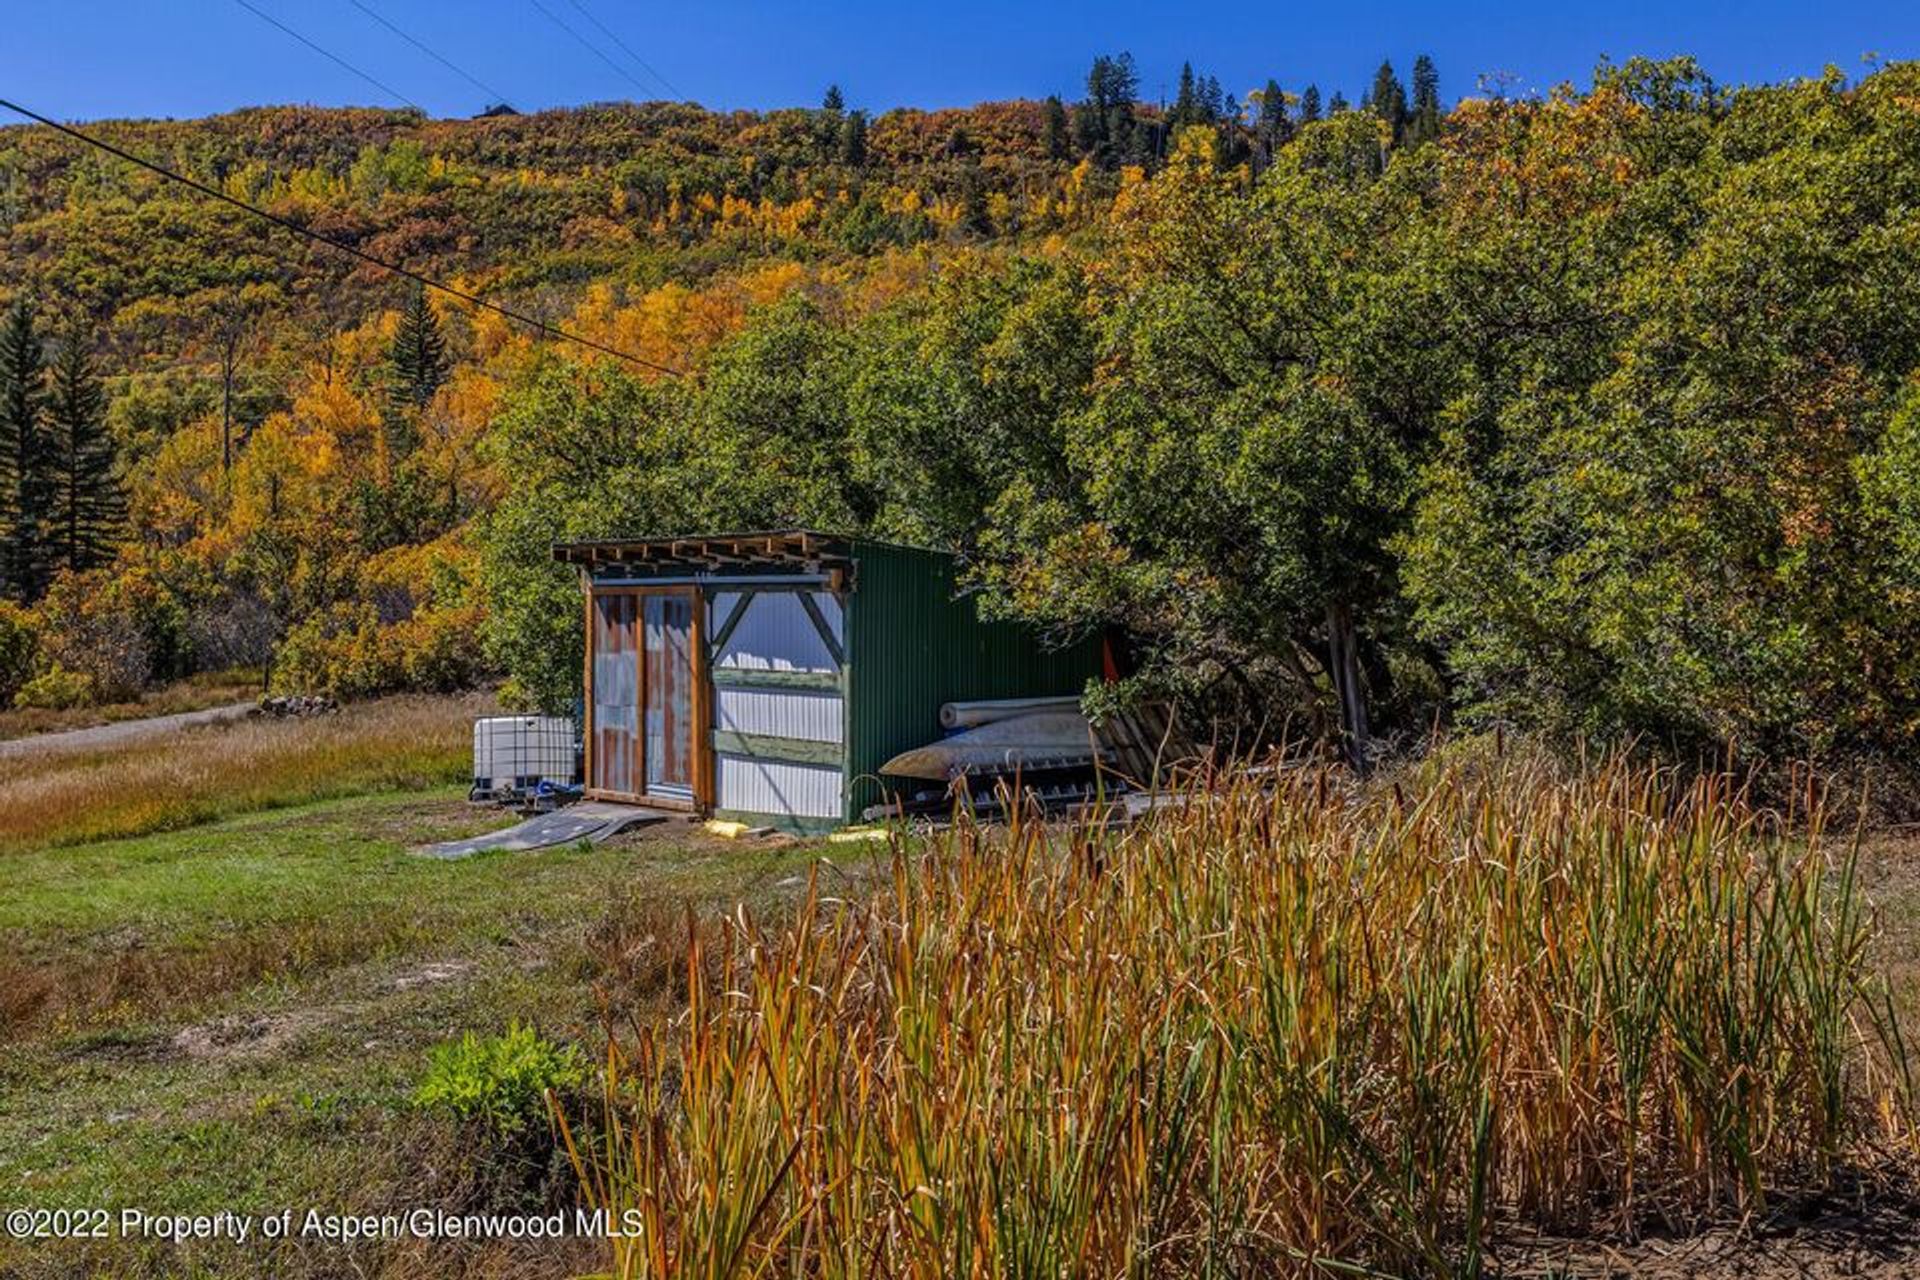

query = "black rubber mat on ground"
417;801;668;859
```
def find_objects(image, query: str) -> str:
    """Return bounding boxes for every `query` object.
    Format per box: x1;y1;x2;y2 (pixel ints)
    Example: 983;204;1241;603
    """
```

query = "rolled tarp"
939;695;1083;730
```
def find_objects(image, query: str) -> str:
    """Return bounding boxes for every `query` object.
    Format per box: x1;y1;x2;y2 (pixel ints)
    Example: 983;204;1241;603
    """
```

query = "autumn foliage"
1;58;1918;770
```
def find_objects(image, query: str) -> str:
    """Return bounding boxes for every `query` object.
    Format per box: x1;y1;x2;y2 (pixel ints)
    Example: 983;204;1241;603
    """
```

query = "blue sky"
5;1;1918;123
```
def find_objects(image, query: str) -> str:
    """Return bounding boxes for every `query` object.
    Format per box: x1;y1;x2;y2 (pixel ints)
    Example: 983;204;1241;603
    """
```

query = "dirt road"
0;702;258;760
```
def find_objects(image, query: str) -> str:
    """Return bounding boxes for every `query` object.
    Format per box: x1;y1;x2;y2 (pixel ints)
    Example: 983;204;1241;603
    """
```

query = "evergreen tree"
1299;84;1322;123
1073;53;1139;167
839;108;868;166
389;286;449;415
1042;94;1072;160
957;161;993;236
1369;60;1409;143
1256;79;1292;153
0;296;50;602
1219;93;1250;166
1170;62;1199;131
1072;97;1102;156
1408;54;1442;145
44;323;121;576
1101;54;1140;111
1328;90;1349;114
385;286;449;458
816;85;846;155
1200;74;1224;123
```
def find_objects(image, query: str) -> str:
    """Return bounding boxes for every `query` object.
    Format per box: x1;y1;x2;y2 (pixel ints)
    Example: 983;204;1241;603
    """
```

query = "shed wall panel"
715;687;844;743
715;754;844;820
843;541;1104;820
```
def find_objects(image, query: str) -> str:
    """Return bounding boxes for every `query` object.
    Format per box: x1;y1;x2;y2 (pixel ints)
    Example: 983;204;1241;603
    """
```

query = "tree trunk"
65;473;77;576
220;338;236;475
1326;601;1372;773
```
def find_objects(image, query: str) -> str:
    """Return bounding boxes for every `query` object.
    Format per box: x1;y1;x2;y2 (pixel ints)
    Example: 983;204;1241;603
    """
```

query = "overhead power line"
524;0;660;101
562;0;684;100
344;0;515;108
229;0;422;112
0;98;682;377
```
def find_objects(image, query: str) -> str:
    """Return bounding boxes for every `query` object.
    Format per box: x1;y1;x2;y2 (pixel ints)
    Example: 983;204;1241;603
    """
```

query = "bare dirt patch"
168;959;482;1062
389;959;475;990
171;1008;332;1061
1496;1173;1920;1277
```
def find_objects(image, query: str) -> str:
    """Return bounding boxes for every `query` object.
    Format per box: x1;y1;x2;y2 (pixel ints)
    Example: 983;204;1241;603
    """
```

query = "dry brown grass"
0;693;483;855
571;749;1919;1278
0;911;443;1036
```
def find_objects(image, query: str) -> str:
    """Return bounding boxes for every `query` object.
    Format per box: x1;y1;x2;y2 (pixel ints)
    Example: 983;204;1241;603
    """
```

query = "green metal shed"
554;530;1105;832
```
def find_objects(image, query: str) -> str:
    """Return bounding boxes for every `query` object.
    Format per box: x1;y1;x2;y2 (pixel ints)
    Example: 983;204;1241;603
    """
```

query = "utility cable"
229;0;423;112
344;0;515;108
0;97;683;376
562;0;684;100
524;0;658;101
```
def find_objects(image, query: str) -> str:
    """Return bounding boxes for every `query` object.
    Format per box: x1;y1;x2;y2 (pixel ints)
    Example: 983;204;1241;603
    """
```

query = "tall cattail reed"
564;750;1914;1278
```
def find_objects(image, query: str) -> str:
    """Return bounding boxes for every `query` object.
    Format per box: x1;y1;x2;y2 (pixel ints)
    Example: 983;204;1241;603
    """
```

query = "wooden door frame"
583;583;709;811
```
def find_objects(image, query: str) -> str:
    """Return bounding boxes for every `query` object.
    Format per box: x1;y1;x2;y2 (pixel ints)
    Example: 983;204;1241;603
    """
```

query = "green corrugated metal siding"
842;540;1103;821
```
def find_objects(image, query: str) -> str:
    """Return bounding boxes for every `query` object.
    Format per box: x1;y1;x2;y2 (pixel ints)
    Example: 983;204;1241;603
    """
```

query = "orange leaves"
129;417;227;552
361;530;478;612
566;281;740;376
294;372;382;459
738;261;808;308
1438;86;1643;224
227;415;310;532
561;266;827;377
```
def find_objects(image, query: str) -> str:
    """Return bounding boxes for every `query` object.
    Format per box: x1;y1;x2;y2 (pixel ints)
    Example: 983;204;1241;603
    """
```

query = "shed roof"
552;528;953;575
552;528;849;573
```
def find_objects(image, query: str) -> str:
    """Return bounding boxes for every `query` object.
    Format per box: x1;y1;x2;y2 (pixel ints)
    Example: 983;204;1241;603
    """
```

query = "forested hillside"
2;54;1918;771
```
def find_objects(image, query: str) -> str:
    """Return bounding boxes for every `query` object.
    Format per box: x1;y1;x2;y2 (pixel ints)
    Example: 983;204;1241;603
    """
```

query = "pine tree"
1074;53;1139;167
839;109;868;166
1170;62;1199;130
1200;74;1224;123
388;286;449;415
821;84;845;113
385;286;449;459
1408;54;1442;145
1042;94;1071;160
1101;54;1140;111
44;324;121;576
1256;79;1291;149
0;296;50;602
1328;90;1349;114
1251;79;1292;168
1369;60;1409;144
1218;92;1251;166
1300;84;1322;123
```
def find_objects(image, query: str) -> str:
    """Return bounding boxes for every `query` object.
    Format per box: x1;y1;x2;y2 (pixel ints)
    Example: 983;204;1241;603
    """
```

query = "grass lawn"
0;784;846;1279
3;722;1917;1279
0;694;493;855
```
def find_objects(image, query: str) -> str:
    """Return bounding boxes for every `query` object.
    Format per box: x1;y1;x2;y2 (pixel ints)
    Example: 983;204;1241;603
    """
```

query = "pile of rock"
255;694;338;718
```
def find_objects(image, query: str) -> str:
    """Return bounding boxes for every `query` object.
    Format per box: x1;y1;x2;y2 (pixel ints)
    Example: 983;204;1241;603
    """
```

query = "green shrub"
415;1023;585;1135
14;664;97;711
32;568;181;701
0;602;36;705
274;604;397;699
394;606;491;693
275;603;489;698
